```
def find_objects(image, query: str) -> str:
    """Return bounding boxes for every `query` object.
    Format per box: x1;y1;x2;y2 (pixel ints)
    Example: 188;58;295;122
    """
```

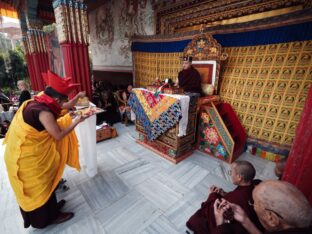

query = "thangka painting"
45;28;64;77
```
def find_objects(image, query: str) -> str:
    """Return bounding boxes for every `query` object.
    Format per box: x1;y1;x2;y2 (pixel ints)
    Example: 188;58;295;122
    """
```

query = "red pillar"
282;86;312;204
61;43;91;98
25;53;38;90
31;52;49;91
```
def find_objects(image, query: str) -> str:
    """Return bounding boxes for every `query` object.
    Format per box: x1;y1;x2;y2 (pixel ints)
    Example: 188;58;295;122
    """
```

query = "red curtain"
61;43;91;98
282;85;312;205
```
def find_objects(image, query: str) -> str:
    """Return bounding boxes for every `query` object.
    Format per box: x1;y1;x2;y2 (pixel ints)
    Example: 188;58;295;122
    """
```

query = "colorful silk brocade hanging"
128;89;182;141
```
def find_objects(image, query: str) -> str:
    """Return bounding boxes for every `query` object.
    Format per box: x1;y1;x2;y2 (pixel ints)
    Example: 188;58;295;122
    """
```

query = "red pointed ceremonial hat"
42;70;80;96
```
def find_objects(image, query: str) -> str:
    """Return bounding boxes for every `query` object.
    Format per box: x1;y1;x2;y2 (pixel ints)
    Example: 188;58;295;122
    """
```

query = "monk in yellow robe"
4;70;87;229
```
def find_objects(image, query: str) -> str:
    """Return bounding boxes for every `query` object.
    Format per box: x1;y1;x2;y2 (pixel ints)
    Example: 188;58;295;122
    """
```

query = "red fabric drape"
282;86;312;205
60;43;91;98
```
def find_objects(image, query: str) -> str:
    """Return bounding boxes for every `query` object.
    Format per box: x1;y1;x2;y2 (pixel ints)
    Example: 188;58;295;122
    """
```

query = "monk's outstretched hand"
220;199;247;224
73;114;88;124
219;199;263;234
213;199;225;225
209;186;227;196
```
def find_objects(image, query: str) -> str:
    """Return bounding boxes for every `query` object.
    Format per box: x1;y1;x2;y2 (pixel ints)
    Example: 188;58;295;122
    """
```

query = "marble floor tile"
114;158;162;186
0;214;25;234
0;186;21;222
97;147;139;173
193;173;236;197
164;192;202;232
140;215;180;234
96;190;161;234
135;172;187;211
166;161;210;189
185;150;223;173
259;161;278;180
57;216;106;234
96;139;123;153
0;123;276;234
122;142;146;155
78;173;129;211
63;167;90;187
136;149;174;170
29;188;93;234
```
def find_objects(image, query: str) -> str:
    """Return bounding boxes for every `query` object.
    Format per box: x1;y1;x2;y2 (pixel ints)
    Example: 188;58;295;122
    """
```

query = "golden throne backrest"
183;33;228;94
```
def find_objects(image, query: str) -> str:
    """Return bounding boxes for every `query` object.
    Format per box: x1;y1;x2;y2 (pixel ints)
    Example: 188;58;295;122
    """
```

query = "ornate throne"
183;33;228;96
183;33;246;163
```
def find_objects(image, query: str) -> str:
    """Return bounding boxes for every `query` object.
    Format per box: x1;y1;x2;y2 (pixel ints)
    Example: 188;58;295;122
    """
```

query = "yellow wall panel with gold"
219;41;312;146
133;52;183;88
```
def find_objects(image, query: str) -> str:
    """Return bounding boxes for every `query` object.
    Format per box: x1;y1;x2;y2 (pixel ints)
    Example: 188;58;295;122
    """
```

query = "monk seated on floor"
186;160;263;234
274;159;287;180
213;180;312;234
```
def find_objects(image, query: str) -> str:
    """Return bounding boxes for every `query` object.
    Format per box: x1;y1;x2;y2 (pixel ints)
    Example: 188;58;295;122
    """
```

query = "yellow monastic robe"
3;100;80;211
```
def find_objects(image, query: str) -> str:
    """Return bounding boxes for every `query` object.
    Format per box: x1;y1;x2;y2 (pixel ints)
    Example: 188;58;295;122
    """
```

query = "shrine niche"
183;33;228;95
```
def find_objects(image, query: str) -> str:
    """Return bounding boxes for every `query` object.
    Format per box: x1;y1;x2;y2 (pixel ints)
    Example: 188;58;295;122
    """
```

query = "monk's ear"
237;174;244;183
264;210;280;228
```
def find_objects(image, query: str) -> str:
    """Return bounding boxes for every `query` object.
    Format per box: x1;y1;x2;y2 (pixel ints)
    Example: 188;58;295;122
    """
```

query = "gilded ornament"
291;42;303;52
249;104;256;111
269;107;278;116
262;131;270;138
284;136;293;145
279;43;289;53
276;122;286;131
259;106;267;113
293;110;302;121
255;118;263;125
265;120;274;128
272;134;282;142
299;54;311;65
280;109;291;118
268;44;278;53
288;123;297;135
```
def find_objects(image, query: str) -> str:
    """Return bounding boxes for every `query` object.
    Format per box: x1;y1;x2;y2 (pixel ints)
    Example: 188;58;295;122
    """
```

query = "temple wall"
88;0;155;70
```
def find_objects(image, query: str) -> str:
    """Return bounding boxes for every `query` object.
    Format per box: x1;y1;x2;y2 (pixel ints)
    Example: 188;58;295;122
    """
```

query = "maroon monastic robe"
186;185;262;234
178;66;202;93
214;224;312;234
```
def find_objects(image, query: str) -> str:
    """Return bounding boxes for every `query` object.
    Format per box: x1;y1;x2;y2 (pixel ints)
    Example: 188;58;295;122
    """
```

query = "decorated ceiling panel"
154;0;311;34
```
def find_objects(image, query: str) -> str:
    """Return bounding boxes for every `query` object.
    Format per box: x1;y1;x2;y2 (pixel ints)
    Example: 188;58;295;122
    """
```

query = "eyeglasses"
248;200;284;220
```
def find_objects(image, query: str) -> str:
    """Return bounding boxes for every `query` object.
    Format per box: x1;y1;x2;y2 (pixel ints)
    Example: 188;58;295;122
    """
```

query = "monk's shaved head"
253;180;312;228
232;161;256;182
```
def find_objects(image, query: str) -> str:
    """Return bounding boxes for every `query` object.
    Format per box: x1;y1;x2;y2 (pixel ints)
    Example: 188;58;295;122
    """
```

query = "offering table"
128;88;198;164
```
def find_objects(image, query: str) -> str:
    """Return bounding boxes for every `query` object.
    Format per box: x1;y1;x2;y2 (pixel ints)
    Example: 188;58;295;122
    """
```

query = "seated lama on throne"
176;56;202;94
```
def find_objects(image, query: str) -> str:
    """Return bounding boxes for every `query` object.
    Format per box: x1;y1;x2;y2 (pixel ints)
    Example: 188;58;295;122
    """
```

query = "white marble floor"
0;123;277;234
